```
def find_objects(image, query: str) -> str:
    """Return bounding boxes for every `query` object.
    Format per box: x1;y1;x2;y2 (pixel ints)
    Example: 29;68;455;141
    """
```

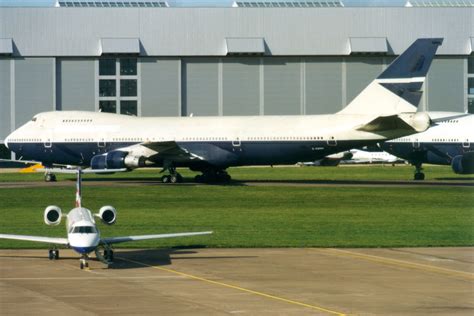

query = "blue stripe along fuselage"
7;140;379;168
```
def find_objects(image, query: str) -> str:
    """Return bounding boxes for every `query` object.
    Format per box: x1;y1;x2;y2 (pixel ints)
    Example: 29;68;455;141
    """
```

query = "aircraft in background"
381;112;473;180
0;169;212;269
341;149;404;165
4;39;442;183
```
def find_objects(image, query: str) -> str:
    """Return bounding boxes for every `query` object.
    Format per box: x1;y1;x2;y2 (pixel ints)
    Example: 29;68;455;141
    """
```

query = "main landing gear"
95;245;114;268
48;248;59;260
414;163;425;181
195;169;231;184
161;167;183;184
44;172;57;182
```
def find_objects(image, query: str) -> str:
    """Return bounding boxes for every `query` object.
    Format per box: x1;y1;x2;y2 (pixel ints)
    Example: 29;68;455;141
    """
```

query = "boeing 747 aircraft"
382;112;473;180
0;169;212;269
4;39;442;183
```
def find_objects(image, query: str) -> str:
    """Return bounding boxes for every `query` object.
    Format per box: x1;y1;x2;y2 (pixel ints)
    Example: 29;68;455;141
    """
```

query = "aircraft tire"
170;175;178;183
80;262;84;269
54;250;59;260
161;175;170;183
48;250;54;260
414;172;425;181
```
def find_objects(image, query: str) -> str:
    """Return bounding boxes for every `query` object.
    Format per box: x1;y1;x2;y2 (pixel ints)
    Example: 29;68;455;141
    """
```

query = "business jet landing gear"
95;245;114;267
161;167;183;184
48;249;59;260
44;172;57;182
80;254;90;270
195;169;231;184
414;163;425;181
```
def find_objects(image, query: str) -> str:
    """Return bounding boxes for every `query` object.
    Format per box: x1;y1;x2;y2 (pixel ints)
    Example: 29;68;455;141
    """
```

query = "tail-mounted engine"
451;152;474;174
44;205;62;226
95;206;117;225
90;151;147;170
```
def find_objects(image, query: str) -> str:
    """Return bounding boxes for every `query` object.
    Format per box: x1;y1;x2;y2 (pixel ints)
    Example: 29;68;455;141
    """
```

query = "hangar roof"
0;6;472;56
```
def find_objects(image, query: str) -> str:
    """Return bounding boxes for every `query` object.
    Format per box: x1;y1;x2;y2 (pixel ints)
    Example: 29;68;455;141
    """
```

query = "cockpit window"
72;226;97;234
31;117;37;122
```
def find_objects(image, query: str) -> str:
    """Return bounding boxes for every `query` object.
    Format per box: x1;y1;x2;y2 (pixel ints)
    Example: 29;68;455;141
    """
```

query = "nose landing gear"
79;254;90;270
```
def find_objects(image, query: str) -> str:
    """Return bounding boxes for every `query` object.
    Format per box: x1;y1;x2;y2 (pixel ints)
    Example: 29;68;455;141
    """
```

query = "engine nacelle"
91;151;147;170
96;206;117;225
44;205;62;226
451;152;474;174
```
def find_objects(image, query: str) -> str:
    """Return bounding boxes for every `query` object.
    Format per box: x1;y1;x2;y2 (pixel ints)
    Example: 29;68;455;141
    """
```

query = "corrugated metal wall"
427;57;465;112
305;57;343;114
14;58;55;128
263;57;301;115
57;59;95;111
345;57;384;104
0;59;10;140
222;57;260;116
183;58;219;116
141;58;180;117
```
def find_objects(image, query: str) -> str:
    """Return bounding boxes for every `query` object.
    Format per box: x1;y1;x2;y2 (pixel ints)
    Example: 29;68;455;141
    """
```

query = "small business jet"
4;39;442;183
381;112;473;180
342;149;403;165
0;169;212;269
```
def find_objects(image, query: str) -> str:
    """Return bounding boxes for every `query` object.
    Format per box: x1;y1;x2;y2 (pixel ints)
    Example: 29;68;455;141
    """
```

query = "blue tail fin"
339;38;443;115
377;38;443;106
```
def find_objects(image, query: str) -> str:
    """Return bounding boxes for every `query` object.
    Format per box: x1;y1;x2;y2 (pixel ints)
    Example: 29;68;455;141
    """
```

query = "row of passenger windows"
439;120;459;123
64;138;94;142
8;138;41;142
62;119;93;123
432;139;460;142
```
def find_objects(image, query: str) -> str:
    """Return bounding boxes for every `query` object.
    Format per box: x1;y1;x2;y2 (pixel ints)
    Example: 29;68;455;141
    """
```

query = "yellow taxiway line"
318;248;474;281
118;256;347;316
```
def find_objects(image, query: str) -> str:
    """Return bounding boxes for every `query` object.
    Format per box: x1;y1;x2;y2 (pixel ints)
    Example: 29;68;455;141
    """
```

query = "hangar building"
0;0;473;158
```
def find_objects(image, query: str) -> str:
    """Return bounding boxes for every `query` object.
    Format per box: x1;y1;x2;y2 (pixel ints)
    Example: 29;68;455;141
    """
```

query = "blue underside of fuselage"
7;140;376;168
72;246;96;254
382;142;472;165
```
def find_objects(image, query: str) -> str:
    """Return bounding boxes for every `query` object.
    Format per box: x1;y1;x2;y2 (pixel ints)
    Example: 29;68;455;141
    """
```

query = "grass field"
0;165;473;249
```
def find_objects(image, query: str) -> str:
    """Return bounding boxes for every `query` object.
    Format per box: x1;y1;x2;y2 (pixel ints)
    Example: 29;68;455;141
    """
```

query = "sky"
0;0;410;7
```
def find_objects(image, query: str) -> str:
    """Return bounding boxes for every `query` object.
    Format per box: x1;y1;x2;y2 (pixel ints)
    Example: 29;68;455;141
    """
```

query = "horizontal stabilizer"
101;231;213;245
357;115;419;132
0;234;68;245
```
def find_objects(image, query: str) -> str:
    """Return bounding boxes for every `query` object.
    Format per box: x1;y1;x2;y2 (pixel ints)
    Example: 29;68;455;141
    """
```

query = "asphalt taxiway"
1;247;473;315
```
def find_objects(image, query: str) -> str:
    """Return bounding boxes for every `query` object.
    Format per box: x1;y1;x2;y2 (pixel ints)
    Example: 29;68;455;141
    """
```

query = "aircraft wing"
101;231;213;245
141;141;204;162
0;234;69;245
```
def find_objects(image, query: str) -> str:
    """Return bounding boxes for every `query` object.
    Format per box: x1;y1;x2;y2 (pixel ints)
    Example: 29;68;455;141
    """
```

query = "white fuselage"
387;112;473;145
66;207;100;254
5;111;424;168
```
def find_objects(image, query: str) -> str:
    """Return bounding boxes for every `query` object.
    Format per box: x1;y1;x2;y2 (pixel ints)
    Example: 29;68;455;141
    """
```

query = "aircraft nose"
4;132;12;149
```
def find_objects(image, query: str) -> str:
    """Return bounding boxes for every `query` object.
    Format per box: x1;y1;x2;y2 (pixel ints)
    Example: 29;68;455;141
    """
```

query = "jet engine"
96;206;117;225
451;152;474;174
90;151;147;170
44;205;62;226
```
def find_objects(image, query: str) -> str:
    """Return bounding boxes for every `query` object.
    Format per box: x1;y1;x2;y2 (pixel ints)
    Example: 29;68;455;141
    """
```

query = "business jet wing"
0;234;69;245
101;231;213;245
